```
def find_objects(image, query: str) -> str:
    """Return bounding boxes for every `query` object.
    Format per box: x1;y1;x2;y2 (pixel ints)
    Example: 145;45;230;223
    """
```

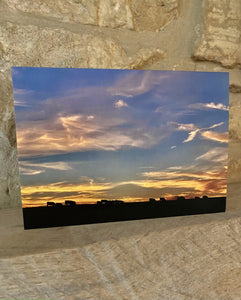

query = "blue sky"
12;67;229;207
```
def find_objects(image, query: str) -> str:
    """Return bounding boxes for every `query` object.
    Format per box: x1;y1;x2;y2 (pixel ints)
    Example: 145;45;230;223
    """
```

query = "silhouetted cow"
113;200;124;205
65;200;76;206
99;200;109;205
97;200;124;206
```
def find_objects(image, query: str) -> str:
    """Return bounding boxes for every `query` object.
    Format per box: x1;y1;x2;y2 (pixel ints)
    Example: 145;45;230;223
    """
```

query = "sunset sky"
12;67;229;207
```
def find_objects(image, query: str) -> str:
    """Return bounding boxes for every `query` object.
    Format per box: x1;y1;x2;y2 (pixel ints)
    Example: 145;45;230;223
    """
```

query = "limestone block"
0;22;164;70
193;0;241;68
98;0;134;29
0;22;127;70
0;130;21;208
229;157;241;182
0;132;12;207
132;0;180;31
229;93;241;142
0;66;21;207
229;69;241;93
3;0;180;31
3;0;98;26
228;93;241;187
0;73;15;143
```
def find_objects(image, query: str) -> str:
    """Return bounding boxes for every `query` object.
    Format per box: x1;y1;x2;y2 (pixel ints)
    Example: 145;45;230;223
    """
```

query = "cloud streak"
189;102;229;111
108;71;170;98
173;121;227;144
200;131;228;143
195;147;228;163
16;111;171;157
19;161;72;175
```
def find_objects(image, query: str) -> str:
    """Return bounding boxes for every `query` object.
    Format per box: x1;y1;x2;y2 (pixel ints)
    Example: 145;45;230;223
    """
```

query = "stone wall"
0;0;240;209
0;1;241;299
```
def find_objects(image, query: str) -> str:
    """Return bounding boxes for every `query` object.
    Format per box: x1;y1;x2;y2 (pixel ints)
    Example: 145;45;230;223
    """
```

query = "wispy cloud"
108;71;169;98
195;147;228;163
139;166;227;198
189;102;229;111
141;168;226;181
13;99;30;107
19;167;44;176
16;110;171;157
200;131;228;143
19;161;72;175
13;88;34;107
20;161;72;170
183;129;199;143
173;121;227;144
13;88;32;96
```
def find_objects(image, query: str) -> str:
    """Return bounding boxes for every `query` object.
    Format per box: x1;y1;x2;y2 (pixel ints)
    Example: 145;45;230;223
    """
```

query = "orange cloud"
16;114;135;156
201;131;228;143
139;166;227;198
21;180;114;207
21;165;227;207
16;112;169;157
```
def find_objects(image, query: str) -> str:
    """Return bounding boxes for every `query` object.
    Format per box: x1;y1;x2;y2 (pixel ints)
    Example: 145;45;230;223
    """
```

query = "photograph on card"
11;67;229;229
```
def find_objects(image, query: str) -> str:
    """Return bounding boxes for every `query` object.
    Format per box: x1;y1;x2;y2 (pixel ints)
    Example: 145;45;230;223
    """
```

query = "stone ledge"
0;207;241;299
0;207;240;259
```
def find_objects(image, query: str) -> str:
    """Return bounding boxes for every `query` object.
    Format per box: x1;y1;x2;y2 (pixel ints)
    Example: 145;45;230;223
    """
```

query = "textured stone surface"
3;0;99;26
0;72;21;208
0;22;126;70
229;93;241;142
229;69;241;92
132;0;180;31
0;22;165;71
0;208;241;299
228;90;241;185
193;0;241;67
3;0;180;31
98;0;134;29
0;0;241;298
